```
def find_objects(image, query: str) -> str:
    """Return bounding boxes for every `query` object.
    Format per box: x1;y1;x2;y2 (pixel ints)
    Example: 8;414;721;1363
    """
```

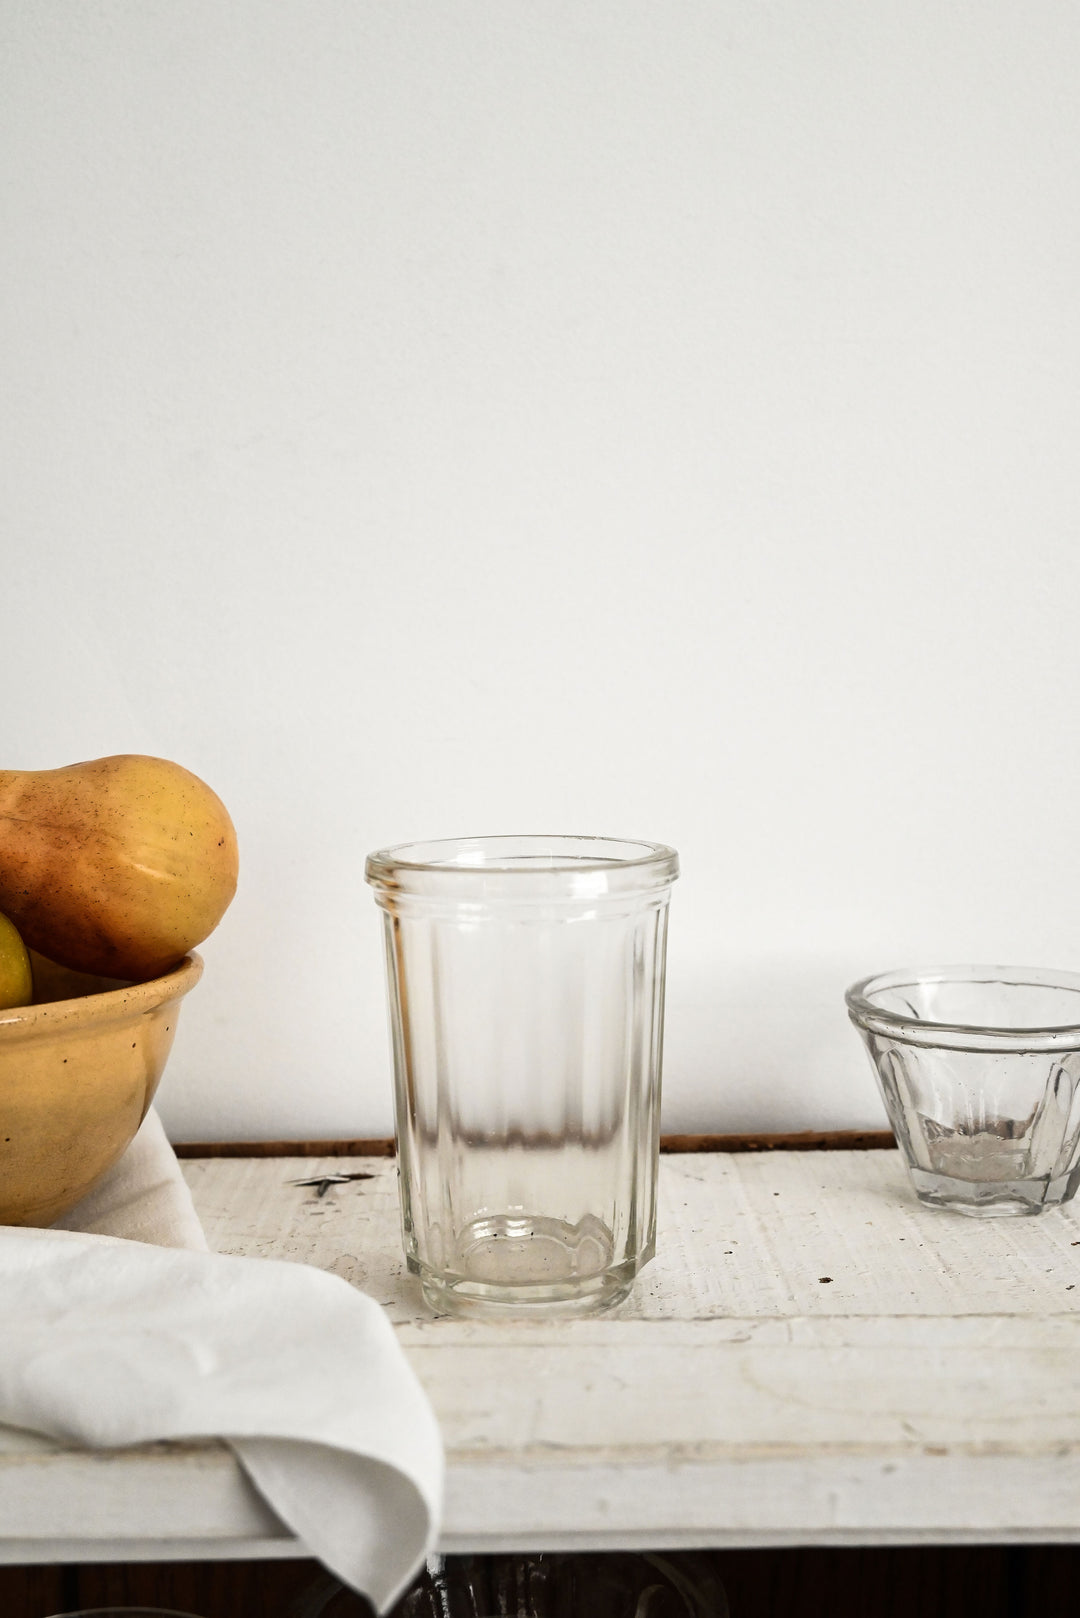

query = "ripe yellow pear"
0;755;238;982
0;911;33;1010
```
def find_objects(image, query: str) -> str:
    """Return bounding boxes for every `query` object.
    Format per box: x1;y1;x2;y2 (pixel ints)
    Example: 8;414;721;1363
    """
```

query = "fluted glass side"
367;836;677;1315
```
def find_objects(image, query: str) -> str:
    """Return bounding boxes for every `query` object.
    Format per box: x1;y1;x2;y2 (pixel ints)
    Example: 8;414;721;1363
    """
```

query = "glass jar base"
418;1266;637;1319
909;1166;1071;1217
412;1211;648;1318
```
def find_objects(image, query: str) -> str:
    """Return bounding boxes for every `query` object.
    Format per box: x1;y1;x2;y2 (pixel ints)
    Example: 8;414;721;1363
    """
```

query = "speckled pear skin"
0;756;237;981
0;951;202;1226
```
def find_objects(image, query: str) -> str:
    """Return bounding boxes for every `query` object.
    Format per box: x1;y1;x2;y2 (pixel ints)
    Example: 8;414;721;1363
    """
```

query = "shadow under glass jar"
366;835;678;1317
846;964;1080;1216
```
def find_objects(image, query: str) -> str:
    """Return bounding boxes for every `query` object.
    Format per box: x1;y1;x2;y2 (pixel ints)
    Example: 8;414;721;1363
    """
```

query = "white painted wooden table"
5;1148;1080;1566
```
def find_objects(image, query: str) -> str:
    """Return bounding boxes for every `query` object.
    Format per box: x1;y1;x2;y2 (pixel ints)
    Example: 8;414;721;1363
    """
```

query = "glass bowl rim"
845;963;1080;1041
45;1609;208;1617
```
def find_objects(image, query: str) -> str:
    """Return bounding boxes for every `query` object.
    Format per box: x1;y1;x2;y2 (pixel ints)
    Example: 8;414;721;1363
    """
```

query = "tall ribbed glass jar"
365;835;678;1318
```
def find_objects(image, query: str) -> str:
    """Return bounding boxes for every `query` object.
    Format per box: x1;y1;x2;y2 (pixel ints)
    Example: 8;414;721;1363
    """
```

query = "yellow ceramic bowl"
0;951;203;1226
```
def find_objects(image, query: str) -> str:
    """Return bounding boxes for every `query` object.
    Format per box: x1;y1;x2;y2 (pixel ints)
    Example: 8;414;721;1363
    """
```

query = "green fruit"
0;911;32;1010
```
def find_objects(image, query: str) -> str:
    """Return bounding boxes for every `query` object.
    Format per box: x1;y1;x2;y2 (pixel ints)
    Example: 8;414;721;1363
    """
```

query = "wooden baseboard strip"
661;1129;896;1153
172;1138;397;1159
173;1129;895;1159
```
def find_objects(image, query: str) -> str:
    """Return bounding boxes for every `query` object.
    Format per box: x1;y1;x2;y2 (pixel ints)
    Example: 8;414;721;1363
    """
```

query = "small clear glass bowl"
845;965;1080;1216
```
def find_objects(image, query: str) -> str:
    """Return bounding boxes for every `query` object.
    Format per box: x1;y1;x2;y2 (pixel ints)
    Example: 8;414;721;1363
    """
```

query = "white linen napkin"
52;1107;209;1249
0;1113;443;1613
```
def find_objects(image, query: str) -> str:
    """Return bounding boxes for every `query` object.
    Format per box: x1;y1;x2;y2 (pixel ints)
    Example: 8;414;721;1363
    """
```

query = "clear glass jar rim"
845;964;1080;1040
367;833;677;877
365;835;678;902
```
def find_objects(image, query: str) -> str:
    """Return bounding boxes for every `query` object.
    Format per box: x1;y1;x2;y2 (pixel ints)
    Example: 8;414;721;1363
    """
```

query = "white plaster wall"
3;1;1078;1140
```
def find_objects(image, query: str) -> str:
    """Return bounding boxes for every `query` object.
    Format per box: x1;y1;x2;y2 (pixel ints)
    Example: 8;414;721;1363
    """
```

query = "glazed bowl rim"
0;951;203;1038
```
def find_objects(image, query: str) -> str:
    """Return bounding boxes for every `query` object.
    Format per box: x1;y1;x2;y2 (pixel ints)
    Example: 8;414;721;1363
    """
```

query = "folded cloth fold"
0;1114;443;1613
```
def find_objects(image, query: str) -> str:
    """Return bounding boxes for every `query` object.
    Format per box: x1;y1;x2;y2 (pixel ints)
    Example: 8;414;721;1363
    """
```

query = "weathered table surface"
4;1147;1080;1565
